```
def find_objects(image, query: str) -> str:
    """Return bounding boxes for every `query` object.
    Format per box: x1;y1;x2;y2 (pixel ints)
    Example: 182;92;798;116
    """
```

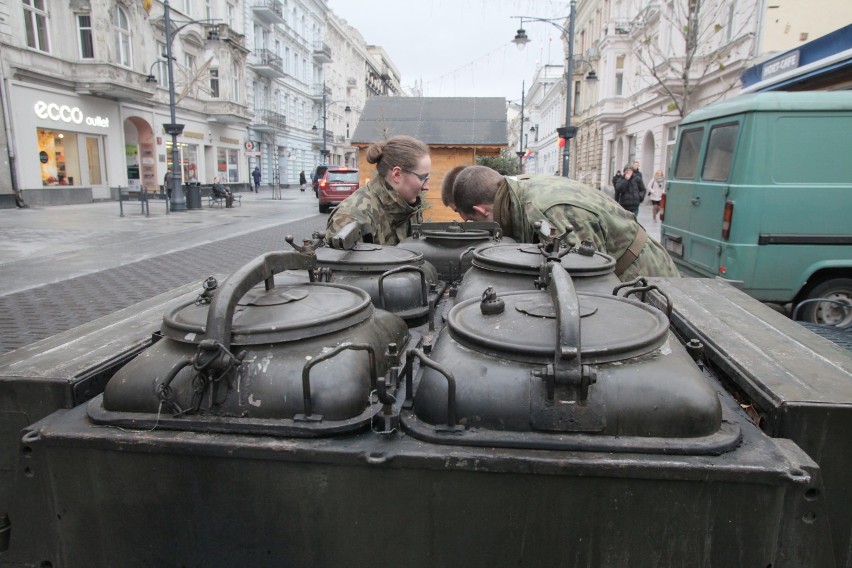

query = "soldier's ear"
472;204;493;220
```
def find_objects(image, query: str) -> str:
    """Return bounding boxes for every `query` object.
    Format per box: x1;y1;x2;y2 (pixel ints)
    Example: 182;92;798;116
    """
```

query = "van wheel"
796;278;852;326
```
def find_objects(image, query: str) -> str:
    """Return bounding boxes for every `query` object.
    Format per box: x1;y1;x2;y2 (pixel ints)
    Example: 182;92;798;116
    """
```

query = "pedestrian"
299;170;307;192
163;168;173;199
648;169;666;222
211;177;234;208
451;165;679;282
614;164;646;217
632;160;644;183
325;135;431;246
611;169;623;187
252;166;261;192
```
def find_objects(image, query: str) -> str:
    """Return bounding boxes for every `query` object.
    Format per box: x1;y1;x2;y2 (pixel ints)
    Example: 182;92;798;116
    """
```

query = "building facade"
0;0;252;207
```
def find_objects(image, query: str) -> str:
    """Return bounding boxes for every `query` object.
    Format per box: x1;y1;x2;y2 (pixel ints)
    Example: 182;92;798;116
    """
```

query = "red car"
317;167;359;213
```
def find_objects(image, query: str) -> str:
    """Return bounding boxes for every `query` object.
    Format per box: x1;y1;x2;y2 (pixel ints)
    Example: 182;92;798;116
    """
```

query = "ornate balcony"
312;41;332;64
252;0;286;25
252;109;287;131
249;49;286;79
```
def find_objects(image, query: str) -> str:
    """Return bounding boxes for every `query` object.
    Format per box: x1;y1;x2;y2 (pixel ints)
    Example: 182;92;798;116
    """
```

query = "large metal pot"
454;240;620;302
408;263;738;454
90;251;410;437
397;221;516;281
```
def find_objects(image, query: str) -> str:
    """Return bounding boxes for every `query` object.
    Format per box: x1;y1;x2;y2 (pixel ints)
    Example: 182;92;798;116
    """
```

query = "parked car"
311;165;329;197
317;167;359;213
660;91;852;325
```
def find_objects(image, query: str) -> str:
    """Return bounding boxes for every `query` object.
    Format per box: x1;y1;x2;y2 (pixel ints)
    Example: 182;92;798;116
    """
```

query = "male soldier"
451;165;679;281
441;165;468;212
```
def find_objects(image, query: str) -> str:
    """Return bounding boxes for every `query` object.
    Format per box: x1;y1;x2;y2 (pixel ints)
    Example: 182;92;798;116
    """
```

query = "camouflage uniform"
495;176;679;281
325;176;423;246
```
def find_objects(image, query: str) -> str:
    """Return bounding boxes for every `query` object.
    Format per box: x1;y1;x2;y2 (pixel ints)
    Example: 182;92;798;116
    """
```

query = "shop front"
9;82;122;206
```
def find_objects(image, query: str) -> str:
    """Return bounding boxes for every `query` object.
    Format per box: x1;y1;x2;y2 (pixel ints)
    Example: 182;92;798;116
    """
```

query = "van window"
673;128;703;179
702;123;739;182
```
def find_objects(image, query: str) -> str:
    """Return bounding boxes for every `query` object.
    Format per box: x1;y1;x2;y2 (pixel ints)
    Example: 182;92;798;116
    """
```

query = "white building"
0;0;252;206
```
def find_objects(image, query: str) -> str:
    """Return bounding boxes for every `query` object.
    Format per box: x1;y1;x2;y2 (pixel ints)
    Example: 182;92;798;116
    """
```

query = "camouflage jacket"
495;176;679;281
325;176;423;246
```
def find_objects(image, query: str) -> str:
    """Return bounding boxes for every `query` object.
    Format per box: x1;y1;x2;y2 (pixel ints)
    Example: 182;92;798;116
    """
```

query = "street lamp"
311;85;351;165
516;80;526;174
159;0;218;211
513;4;579;178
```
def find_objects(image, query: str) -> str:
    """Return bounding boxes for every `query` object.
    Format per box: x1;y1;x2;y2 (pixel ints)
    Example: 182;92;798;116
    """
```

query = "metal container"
90;251;411;436
454;240;620;303
397;221;516;281
283;229;441;328
1;263;841;567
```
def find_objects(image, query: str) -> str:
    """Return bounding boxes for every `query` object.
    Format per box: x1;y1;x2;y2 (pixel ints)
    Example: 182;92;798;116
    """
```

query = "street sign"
245;151;261;156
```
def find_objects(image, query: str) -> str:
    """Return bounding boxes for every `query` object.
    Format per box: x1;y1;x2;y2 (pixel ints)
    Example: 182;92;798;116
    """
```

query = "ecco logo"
33;101;109;128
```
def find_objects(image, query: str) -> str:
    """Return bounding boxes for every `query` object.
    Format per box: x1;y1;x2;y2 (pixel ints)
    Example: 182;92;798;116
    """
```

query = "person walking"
648;169;666;222
614;164;646;217
325;135;431;246
299;170;307;192
252;166;261;192
451;165;678;282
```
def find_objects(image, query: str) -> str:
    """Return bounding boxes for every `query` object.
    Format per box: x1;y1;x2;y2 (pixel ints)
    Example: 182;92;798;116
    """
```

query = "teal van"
661;92;852;324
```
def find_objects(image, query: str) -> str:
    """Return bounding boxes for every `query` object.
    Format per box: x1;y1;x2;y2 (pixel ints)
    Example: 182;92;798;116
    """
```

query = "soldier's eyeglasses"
401;168;430;183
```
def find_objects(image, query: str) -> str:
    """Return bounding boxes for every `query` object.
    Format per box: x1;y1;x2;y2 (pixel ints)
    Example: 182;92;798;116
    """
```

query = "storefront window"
166;142;199;183
37;128;82;186
217;148;239;182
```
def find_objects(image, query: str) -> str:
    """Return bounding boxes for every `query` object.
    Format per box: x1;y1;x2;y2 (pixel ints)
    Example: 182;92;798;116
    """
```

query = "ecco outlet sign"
33;100;110;128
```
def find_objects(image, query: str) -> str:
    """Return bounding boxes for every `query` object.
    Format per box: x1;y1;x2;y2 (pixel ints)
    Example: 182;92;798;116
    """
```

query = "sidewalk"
0;186;321;296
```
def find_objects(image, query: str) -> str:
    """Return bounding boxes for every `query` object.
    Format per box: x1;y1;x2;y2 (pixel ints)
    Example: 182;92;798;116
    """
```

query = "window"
209;69;219;98
702;123;738;182
183;0;192;17
666;125;678;175
673;128;704;179
231;62;240;103
77;14;94;59
184;53;196;76
157;42;168;87
615;55;625;96
23;0;49;52
113;7;132;67
218;148;239;182
573;80;581;115
227;3;235;27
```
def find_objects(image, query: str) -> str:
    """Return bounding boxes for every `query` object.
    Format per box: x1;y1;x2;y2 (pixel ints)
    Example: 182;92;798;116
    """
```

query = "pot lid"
161;282;374;345
472;244;616;276
448;289;668;363
316;243;425;271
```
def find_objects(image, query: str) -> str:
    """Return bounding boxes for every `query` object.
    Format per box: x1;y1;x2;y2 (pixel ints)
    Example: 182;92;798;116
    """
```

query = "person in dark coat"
252;167;261;192
614;164;646;217
299;170;307;191
211;177;234;208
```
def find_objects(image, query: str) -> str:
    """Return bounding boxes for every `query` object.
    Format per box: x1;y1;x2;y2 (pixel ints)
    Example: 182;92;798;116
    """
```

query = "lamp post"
312;84;351;165
513;2;577;178
516;80;526;174
160;0;218;211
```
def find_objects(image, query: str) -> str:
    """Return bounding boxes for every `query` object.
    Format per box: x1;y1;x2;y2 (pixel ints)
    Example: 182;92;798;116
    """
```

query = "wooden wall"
354;144;503;222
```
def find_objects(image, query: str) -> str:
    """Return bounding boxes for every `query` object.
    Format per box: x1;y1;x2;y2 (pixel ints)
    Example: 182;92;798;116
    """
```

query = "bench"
207;192;242;208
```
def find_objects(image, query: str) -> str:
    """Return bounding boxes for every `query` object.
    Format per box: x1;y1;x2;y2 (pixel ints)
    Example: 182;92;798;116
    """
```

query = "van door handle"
691;196;701;206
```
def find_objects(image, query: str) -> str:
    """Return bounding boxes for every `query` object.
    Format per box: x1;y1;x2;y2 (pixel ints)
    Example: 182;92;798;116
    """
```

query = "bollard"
117;185;124;217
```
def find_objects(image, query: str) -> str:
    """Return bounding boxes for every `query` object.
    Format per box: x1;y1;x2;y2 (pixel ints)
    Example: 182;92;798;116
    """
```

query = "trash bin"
185;182;201;210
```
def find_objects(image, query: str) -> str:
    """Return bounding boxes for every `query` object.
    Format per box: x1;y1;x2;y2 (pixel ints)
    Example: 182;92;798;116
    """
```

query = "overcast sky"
326;0;572;102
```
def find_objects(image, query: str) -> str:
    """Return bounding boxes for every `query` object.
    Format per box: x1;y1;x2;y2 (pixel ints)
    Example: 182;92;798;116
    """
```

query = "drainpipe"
0;47;25;207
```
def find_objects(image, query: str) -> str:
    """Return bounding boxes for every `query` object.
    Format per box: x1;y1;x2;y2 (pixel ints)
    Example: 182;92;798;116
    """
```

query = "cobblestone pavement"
0;217;331;354
0;189;328;355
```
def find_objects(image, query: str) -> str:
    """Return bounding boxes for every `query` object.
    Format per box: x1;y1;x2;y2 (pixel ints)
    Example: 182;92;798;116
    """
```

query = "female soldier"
325;135;431;245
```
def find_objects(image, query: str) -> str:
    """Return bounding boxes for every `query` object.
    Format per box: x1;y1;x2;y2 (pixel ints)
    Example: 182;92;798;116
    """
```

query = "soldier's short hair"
441;165;468;208
366;135;430;179
453;166;503;214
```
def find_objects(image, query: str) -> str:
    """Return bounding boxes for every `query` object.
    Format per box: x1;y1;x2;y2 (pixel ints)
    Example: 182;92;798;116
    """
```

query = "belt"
614;225;647;277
